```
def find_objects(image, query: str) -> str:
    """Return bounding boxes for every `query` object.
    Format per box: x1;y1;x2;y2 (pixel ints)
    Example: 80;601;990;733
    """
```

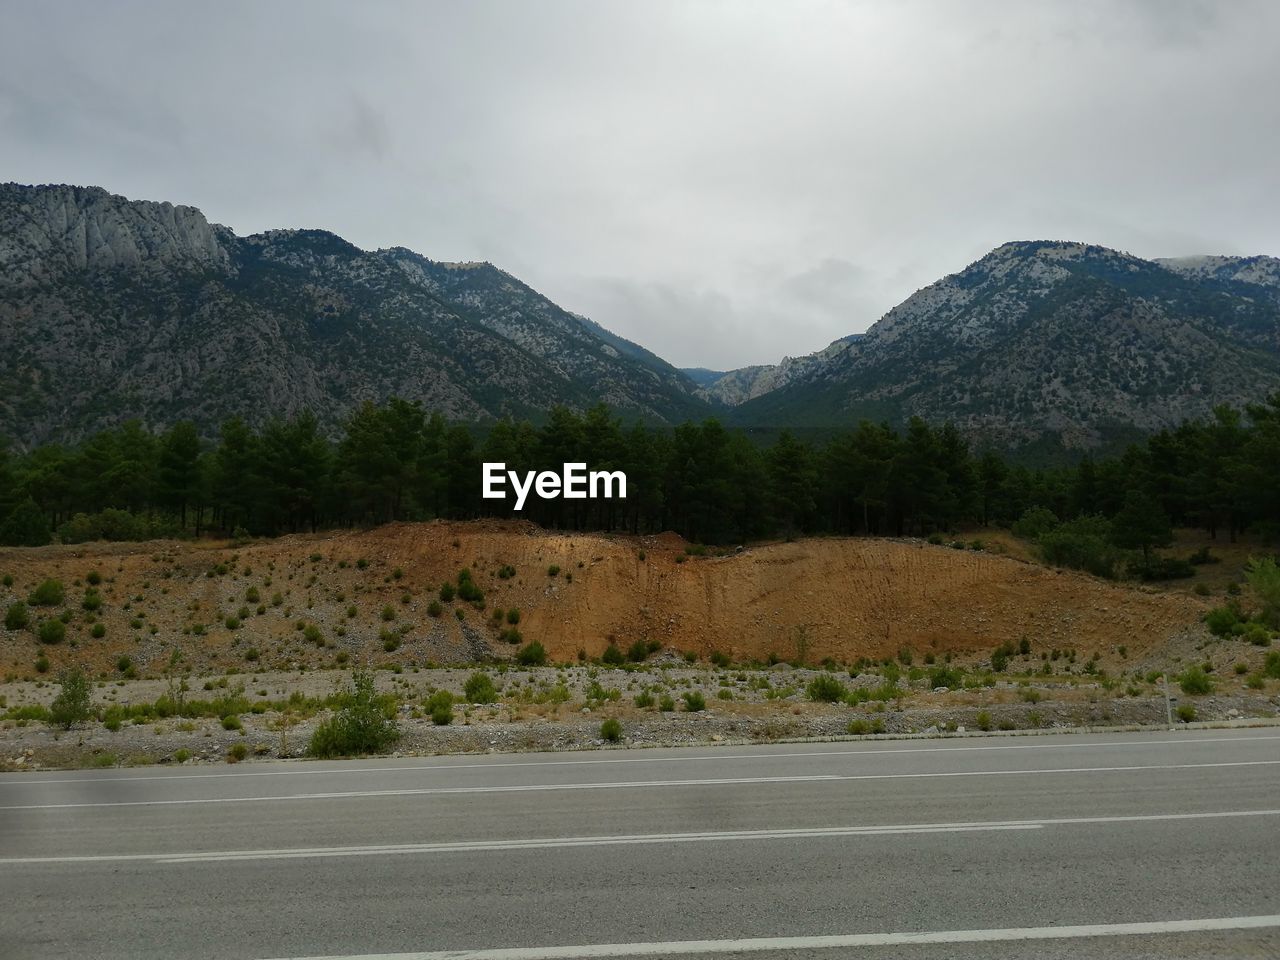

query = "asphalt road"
2;728;1279;959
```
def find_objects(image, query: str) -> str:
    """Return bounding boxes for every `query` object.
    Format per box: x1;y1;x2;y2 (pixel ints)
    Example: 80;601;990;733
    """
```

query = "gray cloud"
2;0;1278;368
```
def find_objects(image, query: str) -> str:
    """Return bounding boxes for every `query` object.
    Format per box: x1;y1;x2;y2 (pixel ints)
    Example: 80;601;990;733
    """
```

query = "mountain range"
2;183;1279;452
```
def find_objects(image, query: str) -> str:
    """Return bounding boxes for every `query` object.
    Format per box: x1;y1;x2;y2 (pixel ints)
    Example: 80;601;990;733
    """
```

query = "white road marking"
3;807;1277;866
6;760;1280;810
3;732;1276;787
260;915;1280;959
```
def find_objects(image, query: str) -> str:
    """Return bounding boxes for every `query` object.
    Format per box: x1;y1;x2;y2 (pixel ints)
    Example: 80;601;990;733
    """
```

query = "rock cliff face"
730;242;1280;450
0;183;707;447
690;335;862;406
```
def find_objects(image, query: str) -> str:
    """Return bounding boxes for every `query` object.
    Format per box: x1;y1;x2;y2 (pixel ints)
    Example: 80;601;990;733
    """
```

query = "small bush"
426;690;454;725
635;691;655;708
439;583;456;602
626;639;650;663
4;601;29;630
38;619;66;645
548;565;561;577
48;668;92;729
601;643;625;665
227;742;248;762
224;616;241;630
28;579;66;606
516;641;546;666
506;608;521;625
34;654;50;673
1203;605;1241;637
600;717;623;742
806;673;847;703
116;655;132;673
427;600;443;617
221;714;243;730
464;671;498;704
1178;666;1213;696
308;670;399;758
975;710;992;731
1263;651;1280;680
658;694;675;712
682;691;706;712
709;650;731;668
1176;704;1197;723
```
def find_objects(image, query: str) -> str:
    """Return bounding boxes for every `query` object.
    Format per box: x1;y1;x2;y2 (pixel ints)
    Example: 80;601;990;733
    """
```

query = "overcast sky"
3;1;1279;368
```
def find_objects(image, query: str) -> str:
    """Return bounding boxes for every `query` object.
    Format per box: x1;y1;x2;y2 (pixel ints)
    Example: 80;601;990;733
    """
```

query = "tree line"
1;396;1278;559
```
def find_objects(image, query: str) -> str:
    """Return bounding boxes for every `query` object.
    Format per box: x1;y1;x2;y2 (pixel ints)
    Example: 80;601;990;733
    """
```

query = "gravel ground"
4;659;1278;770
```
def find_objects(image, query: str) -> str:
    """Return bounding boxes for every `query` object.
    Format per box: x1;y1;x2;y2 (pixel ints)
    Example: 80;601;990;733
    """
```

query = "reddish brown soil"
0;520;1209;679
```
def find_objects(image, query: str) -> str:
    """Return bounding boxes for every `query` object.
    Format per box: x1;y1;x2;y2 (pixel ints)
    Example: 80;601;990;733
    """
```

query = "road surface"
2;728;1278;959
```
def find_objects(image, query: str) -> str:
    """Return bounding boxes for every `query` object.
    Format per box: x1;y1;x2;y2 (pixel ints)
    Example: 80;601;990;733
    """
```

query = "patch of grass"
600;717;623;742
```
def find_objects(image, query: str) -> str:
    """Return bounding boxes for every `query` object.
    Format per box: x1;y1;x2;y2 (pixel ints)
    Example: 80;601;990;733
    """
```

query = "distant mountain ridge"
0;183;708;447
728;241;1280;449
3;183;1278;454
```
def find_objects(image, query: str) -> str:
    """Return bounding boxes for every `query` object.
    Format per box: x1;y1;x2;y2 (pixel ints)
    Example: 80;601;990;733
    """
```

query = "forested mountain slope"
0;183;708;447
732;242;1280;449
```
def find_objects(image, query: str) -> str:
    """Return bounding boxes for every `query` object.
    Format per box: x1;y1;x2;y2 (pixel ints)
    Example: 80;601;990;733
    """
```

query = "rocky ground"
5;655;1278;771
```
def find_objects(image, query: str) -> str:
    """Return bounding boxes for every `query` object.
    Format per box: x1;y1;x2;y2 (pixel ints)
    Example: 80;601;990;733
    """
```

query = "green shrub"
221;714;243;730
1176;704;1197;723
928;666;963;689
682;691;706;712
81;590;102;611
1178;666;1213;696
517;641;547;666
975;710;992;731
48;668;92;729
308;670;399;758
28;579;65;606
635;691;655;708
227;742;248;762
38;619;65;645
500;627;523;645
658;694;675;712
1012;506;1059;540
34;654;50;673
847;718;871;735
464;671;498;703
1244;623;1272;647
426;690;454;725
506;608;521;625
224;616;240;630
116;655;132;673
709;650;731;668
439;583;455;602
601;643;625;665
600;717;623;742
1264;651;1280;680
547;565;560;577
382;631;401;652
1038;515;1120;579
806;673;846;703
91;622;106;639
4;601;29;630
626;639;650;663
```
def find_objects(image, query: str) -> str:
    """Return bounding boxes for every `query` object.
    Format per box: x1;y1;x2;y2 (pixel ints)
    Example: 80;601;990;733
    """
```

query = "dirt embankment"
0;520;1208;678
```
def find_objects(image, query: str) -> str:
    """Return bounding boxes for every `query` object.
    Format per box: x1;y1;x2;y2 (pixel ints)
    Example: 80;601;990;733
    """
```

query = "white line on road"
3;807;1277;865
4;733;1276;786
4;759;1278;810
260;915;1280;959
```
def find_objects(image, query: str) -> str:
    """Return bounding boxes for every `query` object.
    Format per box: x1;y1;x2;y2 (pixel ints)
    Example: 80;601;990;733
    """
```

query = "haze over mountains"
2;183;1278;452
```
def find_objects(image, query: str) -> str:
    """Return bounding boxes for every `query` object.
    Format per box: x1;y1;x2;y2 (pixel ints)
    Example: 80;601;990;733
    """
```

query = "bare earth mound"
0;521;1206;678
